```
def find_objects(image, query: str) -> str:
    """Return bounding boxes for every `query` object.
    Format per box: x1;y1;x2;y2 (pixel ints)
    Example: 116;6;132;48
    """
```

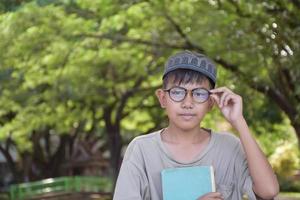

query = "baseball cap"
163;50;217;86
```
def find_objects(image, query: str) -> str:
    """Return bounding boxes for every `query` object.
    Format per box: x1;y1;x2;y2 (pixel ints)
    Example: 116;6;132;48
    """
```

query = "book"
161;166;215;200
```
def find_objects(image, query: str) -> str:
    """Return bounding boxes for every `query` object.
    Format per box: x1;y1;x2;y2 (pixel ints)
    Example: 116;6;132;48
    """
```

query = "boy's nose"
181;92;194;108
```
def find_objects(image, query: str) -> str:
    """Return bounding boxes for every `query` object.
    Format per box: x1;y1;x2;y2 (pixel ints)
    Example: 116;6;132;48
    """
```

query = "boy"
113;51;279;200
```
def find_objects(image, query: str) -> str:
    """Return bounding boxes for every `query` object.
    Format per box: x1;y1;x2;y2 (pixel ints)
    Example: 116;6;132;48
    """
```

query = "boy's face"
156;79;213;131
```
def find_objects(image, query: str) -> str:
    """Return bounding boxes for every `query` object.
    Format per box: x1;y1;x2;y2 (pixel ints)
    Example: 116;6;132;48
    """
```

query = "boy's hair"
163;69;214;89
163;50;217;88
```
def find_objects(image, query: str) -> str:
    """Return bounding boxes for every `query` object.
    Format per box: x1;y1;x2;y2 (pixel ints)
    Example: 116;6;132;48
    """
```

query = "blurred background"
0;0;299;199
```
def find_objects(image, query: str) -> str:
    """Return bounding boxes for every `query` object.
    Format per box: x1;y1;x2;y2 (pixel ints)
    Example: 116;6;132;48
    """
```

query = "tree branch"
122;85;161;118
164;14;204;52
290;0;300;9
77;33;193;50
115;76;145;124
252;83;297;120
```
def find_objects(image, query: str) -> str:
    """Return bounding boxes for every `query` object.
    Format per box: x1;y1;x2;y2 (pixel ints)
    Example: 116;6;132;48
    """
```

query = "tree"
0;1;165;182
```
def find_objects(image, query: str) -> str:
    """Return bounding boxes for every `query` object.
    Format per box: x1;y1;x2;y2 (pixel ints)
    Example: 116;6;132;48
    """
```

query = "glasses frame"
163;86;211;103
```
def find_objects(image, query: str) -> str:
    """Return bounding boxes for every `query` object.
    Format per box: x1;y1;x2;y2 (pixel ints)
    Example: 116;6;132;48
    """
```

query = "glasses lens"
193;88;210;103
169;87;186;102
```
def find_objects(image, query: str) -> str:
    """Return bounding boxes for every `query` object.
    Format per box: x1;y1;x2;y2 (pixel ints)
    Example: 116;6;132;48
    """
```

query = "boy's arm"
234;117;278;199
210;87;279;199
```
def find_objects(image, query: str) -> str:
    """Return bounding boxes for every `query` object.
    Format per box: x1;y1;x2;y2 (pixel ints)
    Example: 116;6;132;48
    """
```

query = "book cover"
161;166;215;200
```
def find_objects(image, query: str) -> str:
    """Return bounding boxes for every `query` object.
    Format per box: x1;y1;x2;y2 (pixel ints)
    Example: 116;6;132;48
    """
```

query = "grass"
280;192;300;197
278;192;300;199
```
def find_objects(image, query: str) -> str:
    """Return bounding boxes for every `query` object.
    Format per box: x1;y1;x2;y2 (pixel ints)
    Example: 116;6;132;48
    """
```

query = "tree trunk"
49;134;70;177
291;120;300;149
21;152;32;182
103;106;123;185
0;144;19;183
107;126;122;183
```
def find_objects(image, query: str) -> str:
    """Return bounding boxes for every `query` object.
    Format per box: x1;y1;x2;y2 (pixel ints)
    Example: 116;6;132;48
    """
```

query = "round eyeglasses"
164;86;211;103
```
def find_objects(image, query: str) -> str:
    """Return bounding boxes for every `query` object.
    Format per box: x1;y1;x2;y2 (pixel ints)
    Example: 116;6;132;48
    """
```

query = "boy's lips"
179;113;196;116
178;113;196;120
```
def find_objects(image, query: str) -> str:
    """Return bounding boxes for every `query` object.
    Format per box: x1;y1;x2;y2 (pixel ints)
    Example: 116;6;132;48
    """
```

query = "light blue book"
161;166;215;200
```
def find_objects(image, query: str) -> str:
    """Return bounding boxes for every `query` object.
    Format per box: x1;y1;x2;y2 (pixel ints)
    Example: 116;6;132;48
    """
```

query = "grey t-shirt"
113;130;257;200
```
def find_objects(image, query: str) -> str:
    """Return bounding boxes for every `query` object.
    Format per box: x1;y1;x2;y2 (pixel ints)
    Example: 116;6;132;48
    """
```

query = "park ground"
276;193;300;200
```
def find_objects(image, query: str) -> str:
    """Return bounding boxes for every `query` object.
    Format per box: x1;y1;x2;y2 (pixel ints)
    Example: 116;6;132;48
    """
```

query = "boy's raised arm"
210;87;279;199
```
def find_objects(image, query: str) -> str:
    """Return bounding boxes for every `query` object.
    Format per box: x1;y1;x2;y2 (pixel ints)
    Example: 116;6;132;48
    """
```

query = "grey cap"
163;50;217;86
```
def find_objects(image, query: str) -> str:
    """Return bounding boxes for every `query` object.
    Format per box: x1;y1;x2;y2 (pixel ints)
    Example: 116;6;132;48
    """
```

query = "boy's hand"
210;87;244;126
197;192;223;200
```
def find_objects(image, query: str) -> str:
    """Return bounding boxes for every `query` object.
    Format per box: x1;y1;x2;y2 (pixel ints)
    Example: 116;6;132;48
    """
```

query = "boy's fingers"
210;94;220;107
197;192;223;200
210;87;226;92
204;192;222;197
210;192;222;197
209;192;223;200
210;87;236;107
210;87;232;93
223;93;235;106
220;92;231;107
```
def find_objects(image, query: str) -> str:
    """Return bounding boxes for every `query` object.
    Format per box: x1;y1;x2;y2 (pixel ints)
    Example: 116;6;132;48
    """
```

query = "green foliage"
0;2;97;151
0;1;165;153
278;178;300;192
270;141;300;177
0;0;34;13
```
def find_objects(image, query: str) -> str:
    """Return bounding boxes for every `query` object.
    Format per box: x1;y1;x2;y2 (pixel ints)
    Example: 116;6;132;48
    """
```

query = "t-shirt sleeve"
113;141;149;200
233;142;257;200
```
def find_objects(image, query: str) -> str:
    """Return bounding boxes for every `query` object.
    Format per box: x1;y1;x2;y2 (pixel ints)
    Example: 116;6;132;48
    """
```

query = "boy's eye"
193;89;209;100
194;92;206;97
171;90;185;95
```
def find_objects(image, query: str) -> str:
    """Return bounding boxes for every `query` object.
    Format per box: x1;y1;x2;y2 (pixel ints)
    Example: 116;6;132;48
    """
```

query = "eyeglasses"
164;86;211;103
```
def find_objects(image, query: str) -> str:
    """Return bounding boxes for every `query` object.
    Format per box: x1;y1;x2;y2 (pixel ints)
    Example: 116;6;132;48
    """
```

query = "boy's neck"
162;125;209;145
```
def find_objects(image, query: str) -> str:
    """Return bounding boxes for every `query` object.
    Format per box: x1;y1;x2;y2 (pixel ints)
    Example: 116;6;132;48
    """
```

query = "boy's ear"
155;89;167;108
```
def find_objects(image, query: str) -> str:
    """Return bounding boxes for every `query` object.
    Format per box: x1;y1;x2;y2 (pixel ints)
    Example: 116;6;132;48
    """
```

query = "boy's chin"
174;122;201;132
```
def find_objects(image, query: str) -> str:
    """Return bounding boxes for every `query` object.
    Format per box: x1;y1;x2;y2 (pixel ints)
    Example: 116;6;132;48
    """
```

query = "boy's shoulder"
211;131;247;157
123;130;161;161
213;131;241;146
130;130;160;145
